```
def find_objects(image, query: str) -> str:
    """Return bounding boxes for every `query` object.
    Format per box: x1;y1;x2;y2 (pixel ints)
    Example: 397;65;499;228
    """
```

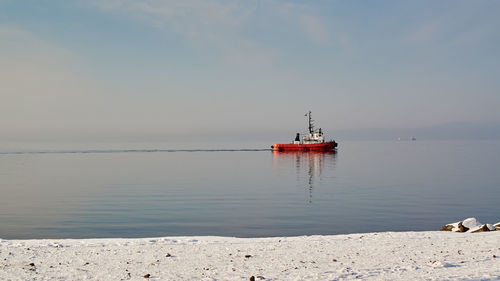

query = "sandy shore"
1;231;499;280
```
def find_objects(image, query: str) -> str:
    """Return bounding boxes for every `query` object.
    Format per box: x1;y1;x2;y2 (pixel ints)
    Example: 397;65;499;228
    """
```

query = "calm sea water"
1;140;499;239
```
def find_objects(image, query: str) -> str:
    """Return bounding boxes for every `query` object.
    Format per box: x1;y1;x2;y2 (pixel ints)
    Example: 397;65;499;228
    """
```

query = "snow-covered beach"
1;231;499;280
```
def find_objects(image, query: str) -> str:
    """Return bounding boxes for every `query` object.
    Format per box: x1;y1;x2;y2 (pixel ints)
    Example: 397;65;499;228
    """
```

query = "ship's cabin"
294;128;325;144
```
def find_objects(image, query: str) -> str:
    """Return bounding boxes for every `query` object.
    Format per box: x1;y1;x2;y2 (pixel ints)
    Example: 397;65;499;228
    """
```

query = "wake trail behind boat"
0;148;271;155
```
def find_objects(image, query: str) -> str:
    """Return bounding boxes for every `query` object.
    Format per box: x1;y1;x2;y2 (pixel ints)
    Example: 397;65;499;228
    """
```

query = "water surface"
0;140;499;239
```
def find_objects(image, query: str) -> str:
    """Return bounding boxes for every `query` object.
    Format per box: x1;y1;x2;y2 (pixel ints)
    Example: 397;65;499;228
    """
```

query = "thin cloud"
298;14;330;45
89;0;254;35
85;0;335;76
0;26;82;100
88;0;331;46
276;2;332;46
408;20;440;42
407;1;499;47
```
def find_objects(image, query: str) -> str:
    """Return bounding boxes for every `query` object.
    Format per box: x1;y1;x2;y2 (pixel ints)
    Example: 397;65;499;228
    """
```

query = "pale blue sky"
1;0;499;142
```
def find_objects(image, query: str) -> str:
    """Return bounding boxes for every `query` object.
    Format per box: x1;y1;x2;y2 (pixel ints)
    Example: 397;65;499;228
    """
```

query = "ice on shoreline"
1;231;500;280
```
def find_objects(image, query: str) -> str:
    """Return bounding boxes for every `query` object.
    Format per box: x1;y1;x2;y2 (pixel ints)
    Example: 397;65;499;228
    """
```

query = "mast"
308;111;314;134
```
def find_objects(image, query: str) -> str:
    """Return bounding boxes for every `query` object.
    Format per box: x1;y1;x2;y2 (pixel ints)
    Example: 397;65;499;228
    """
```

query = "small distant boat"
411;136;416;141
271;111;338;152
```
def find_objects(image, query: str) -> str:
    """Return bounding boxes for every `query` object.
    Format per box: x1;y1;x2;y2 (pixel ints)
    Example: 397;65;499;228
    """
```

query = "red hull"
271;141;337;152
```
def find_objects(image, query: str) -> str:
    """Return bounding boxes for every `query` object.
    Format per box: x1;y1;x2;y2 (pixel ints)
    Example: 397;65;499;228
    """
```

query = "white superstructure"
294;111;325;144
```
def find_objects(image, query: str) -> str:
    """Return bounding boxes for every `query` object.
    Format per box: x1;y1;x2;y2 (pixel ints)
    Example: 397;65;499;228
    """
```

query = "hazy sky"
1;0;499;142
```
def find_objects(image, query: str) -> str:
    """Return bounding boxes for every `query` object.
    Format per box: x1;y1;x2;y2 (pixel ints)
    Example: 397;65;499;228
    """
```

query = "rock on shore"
440;217;498;233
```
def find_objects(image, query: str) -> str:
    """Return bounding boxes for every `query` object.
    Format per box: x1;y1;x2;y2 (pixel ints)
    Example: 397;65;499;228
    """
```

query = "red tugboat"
271;111;338;152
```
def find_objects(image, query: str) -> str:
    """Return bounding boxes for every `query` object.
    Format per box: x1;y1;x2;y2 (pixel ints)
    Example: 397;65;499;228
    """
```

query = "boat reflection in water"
272;150;337;203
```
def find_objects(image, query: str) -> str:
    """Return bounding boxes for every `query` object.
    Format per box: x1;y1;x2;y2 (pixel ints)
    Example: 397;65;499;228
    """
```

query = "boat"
271;111;338;152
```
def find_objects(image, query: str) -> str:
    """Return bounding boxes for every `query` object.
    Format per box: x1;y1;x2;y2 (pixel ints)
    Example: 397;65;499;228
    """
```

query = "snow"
449;222;460;231
462;218;481;229
1;231;500;280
